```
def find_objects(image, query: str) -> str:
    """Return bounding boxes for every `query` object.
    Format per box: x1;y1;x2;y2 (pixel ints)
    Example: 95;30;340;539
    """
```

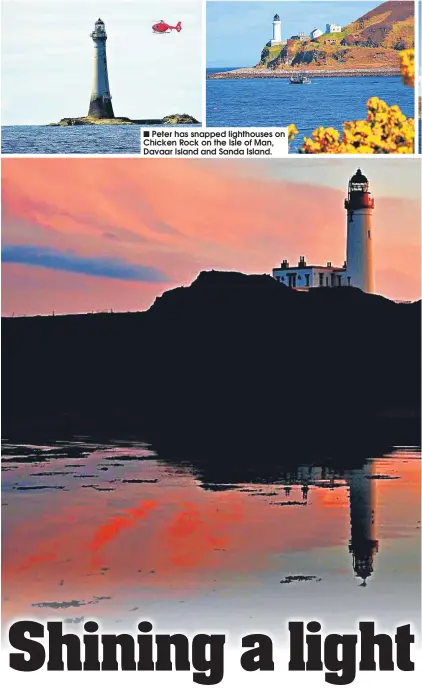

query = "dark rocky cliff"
2;271;420;449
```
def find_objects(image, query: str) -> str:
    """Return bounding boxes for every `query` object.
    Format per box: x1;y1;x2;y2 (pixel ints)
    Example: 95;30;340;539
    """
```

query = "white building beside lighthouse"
270;14;283;46
310;28;323;40
326;23;342;34
272;169;375;294
88;18;114;119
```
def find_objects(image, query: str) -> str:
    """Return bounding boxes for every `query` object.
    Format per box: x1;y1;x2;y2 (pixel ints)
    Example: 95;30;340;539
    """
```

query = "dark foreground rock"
2;272;420;449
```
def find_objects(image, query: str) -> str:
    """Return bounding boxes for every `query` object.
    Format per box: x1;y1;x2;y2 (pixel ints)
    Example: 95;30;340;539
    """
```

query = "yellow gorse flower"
288;124;298;142
400;48;414;88
289;49;415;154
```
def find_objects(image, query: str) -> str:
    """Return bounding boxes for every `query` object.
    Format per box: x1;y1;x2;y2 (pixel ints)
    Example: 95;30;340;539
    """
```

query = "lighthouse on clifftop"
88;18;114;119
272;169;376;294
344;169;375;294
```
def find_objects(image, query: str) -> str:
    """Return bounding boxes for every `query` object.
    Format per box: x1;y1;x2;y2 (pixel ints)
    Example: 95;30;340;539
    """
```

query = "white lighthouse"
344;169;375;293
270;14;282;46
273;168;376;293
88;18;114;119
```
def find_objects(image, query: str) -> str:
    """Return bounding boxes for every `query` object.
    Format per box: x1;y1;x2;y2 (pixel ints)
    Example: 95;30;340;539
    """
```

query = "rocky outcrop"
162;114;200;124
291;49;328;66
48;114;200;126
48;116;135;126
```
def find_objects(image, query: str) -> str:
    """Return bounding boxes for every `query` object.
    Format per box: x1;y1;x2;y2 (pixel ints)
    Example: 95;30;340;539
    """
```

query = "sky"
1;157;420;316
1;0;203;125
207;1;387;67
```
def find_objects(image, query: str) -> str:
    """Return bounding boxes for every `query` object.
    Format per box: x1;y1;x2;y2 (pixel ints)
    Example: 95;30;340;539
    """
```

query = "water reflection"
1;438;420;634
348;464;379;586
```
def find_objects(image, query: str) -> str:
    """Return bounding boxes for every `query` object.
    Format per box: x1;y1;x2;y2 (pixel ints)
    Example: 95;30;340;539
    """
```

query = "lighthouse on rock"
88;18;114;119
344;169;375;293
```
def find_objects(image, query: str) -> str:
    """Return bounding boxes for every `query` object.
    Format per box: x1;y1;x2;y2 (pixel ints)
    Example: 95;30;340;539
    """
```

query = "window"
305;274;310;287
330;274;335;287
319;273;324;287
338;275;342;286
347;277;351;286
325;276;329;286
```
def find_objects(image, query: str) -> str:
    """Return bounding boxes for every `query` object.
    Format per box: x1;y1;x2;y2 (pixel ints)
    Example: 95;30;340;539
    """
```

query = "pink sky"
1;158;420;315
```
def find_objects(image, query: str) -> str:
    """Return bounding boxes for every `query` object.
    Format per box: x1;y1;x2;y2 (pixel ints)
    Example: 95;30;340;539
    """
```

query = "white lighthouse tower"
88;18;114;119
344;169;375;293
270;14;282;46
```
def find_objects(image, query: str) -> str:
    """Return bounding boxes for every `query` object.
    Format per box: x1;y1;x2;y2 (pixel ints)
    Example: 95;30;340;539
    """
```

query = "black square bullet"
144;131;150;138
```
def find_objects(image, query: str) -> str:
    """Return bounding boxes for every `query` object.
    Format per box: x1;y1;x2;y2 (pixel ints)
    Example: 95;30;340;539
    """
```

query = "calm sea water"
206;70;414;150
1;125;141;154
2;438;420;637
1;124;200;155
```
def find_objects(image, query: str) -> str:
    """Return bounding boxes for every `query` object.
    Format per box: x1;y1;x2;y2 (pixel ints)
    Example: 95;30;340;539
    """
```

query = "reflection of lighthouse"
88;18;114;119
344;169;375;293
271;14;282;45
347;463;379;586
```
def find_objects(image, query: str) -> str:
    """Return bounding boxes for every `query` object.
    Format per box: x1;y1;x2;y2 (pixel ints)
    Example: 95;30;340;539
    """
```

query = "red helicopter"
152;20;182;34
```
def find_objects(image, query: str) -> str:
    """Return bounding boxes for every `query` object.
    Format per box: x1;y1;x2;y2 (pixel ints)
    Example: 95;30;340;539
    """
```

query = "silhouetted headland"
2;271;421;452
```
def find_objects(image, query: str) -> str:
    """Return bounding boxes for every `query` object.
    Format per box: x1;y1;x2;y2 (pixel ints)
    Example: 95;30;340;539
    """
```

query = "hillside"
2;271;420;449
257;1;414;72
343;1;414;49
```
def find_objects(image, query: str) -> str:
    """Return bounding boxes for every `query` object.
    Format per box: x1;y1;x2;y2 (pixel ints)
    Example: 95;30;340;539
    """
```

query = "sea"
2;436;420;639
1;123;201;155
206;70;415;152
1;125;142;155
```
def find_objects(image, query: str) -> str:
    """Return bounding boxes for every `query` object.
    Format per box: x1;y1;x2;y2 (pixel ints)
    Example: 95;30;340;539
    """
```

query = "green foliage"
316;31;347;42
260;44;283;65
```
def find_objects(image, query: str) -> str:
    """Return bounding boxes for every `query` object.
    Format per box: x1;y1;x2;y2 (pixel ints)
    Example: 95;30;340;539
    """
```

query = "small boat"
289;74;311;84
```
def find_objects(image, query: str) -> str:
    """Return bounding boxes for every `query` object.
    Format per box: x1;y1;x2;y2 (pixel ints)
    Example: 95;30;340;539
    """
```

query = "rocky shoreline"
208;67;402;79
48;114;200;126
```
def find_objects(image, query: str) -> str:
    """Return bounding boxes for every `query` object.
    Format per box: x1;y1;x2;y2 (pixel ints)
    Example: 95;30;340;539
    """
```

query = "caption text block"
140;128;289;158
